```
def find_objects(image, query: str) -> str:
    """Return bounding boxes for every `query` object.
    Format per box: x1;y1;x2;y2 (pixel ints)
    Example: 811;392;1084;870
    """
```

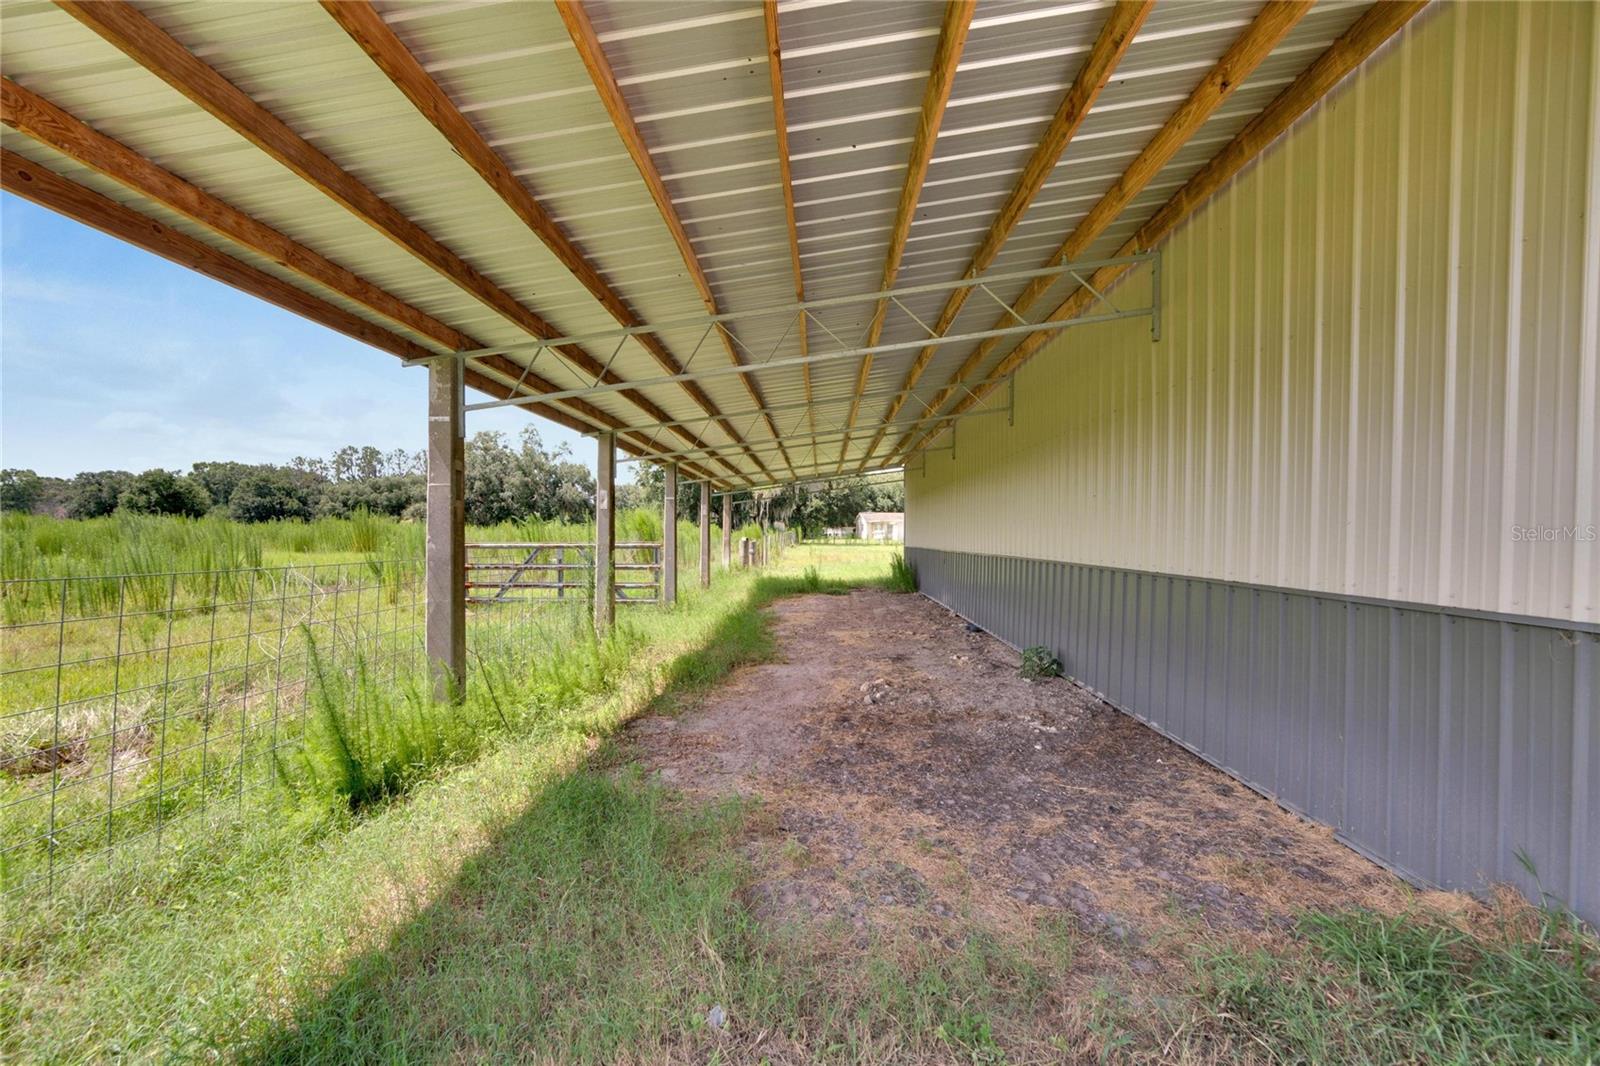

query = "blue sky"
0;192;600;479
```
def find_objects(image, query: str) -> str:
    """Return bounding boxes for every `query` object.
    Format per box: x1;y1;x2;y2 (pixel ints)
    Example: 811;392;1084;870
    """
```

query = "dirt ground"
625;588;1463;975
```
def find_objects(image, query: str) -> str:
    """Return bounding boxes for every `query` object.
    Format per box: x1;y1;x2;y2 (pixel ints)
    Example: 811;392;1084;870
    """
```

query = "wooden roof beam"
855;0;1153;470
320;0;769;482
557;0;794;479
887;0;1315;464
0;149;723;483
834;0;975;473
897;0;1428;460
763;0;814;448
886;0;1311;464
53;0;745;482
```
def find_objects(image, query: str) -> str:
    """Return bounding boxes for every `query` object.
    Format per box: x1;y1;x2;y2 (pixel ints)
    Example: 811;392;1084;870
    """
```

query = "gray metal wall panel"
909;546;1600;926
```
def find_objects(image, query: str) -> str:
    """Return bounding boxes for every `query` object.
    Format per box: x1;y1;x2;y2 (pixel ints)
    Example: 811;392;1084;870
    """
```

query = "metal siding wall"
907;0;1599;626
909;547;1600;925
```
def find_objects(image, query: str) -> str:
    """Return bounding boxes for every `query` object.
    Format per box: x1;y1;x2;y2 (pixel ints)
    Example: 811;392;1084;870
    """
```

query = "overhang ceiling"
0;0;1420;488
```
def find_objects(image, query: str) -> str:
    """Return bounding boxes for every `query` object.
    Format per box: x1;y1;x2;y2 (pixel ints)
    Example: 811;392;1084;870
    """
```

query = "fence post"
426;356;465;700
662;463;677;605
556;546;565;600
721;492;732;569
698;482;711;588
595;431;615;632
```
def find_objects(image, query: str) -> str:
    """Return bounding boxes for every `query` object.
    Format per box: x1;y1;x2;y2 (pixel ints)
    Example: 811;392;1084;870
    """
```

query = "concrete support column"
721;493;733;569
698;482;711;588
661;463;678;605
425;357;465;700
594;432;615;632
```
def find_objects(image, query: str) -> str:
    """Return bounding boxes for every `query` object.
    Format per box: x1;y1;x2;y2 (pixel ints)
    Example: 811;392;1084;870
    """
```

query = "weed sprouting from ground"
887;551;918;592
1019;646;1062;679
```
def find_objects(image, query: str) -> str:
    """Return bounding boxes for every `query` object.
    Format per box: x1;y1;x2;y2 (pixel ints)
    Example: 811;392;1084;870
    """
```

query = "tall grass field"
0;508;750;898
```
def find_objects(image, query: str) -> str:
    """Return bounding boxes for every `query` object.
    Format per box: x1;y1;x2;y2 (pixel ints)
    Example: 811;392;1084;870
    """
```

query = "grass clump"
275;606;642;814
1192;899;1600;1063
1019;646;1061;679
887;551;918;592
276;636;471;811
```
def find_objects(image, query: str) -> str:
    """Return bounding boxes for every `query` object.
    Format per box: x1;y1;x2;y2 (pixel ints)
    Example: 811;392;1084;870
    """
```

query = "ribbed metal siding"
910;546;1600;924
908;0;1599;626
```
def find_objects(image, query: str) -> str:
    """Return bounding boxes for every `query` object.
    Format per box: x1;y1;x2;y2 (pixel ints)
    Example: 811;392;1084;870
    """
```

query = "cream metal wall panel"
854;2;1371;465
909;0;1600;626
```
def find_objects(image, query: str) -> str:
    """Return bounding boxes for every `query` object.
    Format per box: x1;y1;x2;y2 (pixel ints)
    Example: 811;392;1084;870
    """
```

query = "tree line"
0;429;593;524
0;429;904;532
630;463;903;532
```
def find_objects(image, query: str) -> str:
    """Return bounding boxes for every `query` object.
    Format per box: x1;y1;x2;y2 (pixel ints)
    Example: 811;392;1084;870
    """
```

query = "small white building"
855;512;904;542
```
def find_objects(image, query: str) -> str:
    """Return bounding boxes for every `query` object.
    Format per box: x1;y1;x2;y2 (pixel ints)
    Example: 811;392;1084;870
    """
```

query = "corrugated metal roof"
0;0;1386;484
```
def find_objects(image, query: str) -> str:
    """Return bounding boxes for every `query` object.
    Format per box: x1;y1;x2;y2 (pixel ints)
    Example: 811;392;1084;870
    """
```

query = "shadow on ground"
240;573;1042;1064
240;580;1599;1065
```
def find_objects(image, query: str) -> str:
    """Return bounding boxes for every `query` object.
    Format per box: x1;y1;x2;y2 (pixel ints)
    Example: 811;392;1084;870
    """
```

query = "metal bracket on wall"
1149;250;1162;343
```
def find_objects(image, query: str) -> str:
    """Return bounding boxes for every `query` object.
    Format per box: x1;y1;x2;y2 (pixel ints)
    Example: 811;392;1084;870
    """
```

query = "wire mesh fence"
1;558;423;898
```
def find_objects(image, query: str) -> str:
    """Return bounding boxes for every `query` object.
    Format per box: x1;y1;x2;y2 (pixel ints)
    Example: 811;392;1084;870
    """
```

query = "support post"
595;432;615;632
661;463;678;605
698;482;711;588
426;357;465;700
721;493;733;569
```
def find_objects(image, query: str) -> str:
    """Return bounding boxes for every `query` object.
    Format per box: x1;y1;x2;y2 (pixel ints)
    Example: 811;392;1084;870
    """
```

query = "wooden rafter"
893;0;1311;462
897;0;1428;460
0;81;724;485
53;0;747;483
0;149;722;483
320;0;768;481
763;0;812;445
886;0;1313;462
556;0;794;478
855;0;1153;470
834;0;975;473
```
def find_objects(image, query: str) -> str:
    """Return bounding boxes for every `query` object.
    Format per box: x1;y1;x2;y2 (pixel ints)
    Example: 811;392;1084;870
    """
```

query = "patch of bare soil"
626;589;1467;980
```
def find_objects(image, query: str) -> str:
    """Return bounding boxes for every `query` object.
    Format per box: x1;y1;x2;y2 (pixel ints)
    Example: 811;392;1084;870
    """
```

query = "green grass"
1;511;423;620
887;550;917;593
0;510;731;891
6;537;1593;1064
1185;902;1600;1063
1;543;909;1063
238;769;1073;1064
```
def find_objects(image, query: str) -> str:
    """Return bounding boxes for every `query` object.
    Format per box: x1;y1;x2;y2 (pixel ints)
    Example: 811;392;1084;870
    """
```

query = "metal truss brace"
429;253;1158;413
